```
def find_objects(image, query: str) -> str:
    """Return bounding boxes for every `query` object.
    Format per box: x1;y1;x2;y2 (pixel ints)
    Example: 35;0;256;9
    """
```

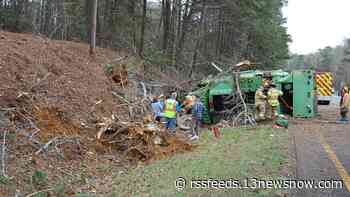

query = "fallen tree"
96;117;193;162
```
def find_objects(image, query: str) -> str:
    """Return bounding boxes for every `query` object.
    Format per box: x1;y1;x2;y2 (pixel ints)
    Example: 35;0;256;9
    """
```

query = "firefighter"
267;83;283;119
255;82;269;120
340;86;350;122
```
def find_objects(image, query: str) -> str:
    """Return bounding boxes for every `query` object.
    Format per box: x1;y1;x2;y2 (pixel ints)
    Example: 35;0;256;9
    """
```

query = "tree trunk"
189;0;206;79
162;0;171;52
90;0;98;55
127;1;137;53
216;8;223;57
158;0;165;33
175;0;194;64
56;0;66;40
14;0;23;32
43;0;52;35
138;0;147;57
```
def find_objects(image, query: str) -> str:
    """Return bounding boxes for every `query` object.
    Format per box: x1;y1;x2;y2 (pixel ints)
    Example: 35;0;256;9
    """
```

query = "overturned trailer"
194;70;317;124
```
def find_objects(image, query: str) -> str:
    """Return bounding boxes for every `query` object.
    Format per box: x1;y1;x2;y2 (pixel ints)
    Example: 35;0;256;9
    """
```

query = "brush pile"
96;117;193;162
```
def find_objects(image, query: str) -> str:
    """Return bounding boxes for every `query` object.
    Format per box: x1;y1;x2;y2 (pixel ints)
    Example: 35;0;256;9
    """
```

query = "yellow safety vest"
164;99;177;118
268;88;283;107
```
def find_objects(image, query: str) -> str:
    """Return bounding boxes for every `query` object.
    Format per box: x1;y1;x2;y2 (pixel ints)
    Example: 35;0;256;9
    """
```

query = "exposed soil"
0;32;193;196
0;31;124;123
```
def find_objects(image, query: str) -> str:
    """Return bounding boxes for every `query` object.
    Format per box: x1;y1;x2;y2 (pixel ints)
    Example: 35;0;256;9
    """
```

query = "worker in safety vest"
255;82;269;120
340;86;350;122
267;83;283;119
164;92;179;133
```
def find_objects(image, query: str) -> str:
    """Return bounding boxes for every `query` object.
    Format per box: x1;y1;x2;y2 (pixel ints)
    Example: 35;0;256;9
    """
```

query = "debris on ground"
0;31;201;196
0;31;123;125
215;120;231;128
274;115;289;129
0;31;196;196
177;114;192;130
96;117;193;163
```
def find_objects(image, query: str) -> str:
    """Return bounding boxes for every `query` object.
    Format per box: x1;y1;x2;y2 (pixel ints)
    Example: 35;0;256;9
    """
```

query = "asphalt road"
289;100;350;197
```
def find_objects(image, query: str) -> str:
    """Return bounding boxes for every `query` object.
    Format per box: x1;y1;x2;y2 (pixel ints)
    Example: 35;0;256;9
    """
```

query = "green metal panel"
209;82;234;95
278;73;293;83
209;74;234;96
201;91;211;124
272;70;290;83
240;72;263;92
292;70;316;118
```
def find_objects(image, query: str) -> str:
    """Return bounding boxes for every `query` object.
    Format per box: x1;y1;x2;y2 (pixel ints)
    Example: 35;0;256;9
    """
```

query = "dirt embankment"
0;31;120;123
0;31;122;195
0;32;193;196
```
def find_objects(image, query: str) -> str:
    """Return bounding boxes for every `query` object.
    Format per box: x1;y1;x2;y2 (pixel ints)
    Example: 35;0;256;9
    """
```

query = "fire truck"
315;72;334;105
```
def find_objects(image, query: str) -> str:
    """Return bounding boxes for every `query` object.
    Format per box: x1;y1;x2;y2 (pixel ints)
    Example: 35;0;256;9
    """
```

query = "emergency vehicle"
315;72;334;105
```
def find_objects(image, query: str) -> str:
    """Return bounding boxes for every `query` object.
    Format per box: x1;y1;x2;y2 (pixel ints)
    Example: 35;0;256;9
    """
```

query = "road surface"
289;99;350;196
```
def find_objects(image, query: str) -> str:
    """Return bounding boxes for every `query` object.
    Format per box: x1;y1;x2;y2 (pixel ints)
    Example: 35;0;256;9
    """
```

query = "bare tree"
90;0;98;55
138;0;147;57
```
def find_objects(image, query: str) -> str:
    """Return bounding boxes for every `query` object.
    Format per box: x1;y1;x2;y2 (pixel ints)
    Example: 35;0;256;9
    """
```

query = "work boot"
338;117;349;124
190;135;199;141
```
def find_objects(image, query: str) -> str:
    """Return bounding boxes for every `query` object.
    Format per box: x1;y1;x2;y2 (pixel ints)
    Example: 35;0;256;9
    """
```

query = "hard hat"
263;80;270;87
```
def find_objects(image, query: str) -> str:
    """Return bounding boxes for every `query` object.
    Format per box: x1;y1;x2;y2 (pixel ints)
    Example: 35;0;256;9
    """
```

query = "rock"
153;135;163;145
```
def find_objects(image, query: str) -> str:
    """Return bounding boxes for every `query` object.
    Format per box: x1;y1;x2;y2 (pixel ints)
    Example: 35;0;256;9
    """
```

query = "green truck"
193;70;317;124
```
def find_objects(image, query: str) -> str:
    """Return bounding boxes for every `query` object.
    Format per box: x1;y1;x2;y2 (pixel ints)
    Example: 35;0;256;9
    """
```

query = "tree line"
0;0;290;78
288;39;350;90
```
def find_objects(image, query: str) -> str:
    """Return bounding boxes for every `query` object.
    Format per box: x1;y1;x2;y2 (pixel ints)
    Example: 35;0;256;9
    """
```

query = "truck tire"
177;115;192;130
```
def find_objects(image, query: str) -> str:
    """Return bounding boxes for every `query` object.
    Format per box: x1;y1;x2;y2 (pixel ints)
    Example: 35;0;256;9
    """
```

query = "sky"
283;0;350;54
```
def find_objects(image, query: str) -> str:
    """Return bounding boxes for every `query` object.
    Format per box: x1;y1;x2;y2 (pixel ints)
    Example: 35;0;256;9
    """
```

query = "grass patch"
75;193;95;197
111;126;288;197
32;170;48;189
0;175;10;185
